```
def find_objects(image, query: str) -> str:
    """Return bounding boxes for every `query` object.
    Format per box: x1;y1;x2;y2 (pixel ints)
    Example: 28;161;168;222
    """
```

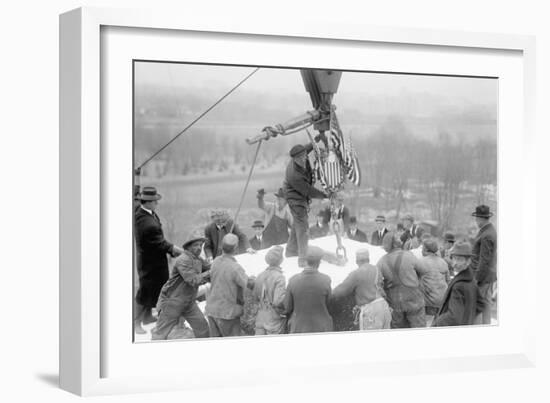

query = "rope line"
137;67;261;170
230;140;263;233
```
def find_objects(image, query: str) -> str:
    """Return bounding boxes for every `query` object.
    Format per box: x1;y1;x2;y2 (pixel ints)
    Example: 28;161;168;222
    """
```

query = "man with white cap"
283;143;329;267
284;246;333;333
134;186;184;334
205;234;256;337
252;246;287;335
332;248;391;330
151;230;211;339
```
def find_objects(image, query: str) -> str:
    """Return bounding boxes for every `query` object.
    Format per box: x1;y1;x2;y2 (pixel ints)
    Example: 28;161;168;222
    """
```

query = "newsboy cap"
422;238;439;254
182;229;206;249
265;246;284;266
289;144;307;158
306;246;324;262
222;233;239;248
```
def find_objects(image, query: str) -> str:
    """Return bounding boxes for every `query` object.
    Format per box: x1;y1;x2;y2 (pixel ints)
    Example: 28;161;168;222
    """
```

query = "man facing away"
205;234;256;337
134;186;184;334
252;246;287;335
152;230;211;339
256;188;293;248
370;215;389;246
377;232;429;328
284;246;333;333
203;208;254;263
332;248;391;330
469;204;497;325
346;216;368;243
419;238;450;326
432;242;484;327
283;143;328;267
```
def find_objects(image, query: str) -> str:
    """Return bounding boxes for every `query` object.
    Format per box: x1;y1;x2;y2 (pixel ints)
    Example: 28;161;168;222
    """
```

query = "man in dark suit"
370;215;389;246
283;143;328;267
249;220;268;251
470;205;497;324
432;242;483;327
203;209;254;262
134;186;184;334
346;216;367;243
309;210;329;239
400;214;420;250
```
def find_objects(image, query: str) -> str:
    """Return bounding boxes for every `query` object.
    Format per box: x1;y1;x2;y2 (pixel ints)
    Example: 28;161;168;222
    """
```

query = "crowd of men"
134;143;497;338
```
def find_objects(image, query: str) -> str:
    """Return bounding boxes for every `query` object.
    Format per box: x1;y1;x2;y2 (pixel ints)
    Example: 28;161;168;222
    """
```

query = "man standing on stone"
152;230;211;340
203;209;254;263
470;205;497;324
205;234;256;337
134;186;184;334
257;188;293;247
283;143;328;267
332;248;391;330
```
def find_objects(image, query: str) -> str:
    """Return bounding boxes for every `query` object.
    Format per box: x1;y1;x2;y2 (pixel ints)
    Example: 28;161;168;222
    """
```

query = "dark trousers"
151;301;209;340
478;282;495;325
391;306;427;328
208;316;242;337
286;202;309;260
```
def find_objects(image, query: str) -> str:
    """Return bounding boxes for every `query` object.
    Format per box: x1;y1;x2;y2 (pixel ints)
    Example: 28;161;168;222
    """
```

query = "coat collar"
302;267;319;274
476;222;494;235
450;267;474;286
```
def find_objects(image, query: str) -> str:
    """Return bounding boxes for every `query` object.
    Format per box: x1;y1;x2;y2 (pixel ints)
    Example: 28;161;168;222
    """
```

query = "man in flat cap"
419;238;450;325
370;215;389;246
469;204;497;324
134;186;184;334
205;234;256;337
249;220;268;251
256;187;293;248
284;246;333;333
152;230;211;340
203;208;254;263
432;242;483;327
252;246;288;335
283;143;329;267
346;216;368;243
332;248;391;330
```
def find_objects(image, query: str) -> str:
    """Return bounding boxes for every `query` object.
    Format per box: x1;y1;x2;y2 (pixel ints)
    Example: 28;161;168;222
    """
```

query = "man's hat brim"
182;236;206;249
471;212;493;218
140;194;162;201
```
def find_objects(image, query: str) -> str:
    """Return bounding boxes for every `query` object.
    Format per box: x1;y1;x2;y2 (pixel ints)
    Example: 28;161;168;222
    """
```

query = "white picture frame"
59;6;537;396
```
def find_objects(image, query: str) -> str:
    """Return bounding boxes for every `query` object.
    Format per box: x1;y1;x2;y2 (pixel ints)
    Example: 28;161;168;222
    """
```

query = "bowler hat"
450;242;473;257
139;186;162;201
472;205;493;218
289;144;307;158
444;232;455;243
252;220;265;228
375;215;386;223
274;188;286;199
182;229;206;249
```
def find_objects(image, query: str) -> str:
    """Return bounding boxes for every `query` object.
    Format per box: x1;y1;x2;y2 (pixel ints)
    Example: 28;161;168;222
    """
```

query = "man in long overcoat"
469;204;497;324
203;209;253;262
134;186;183;334
151;230;211;340
432;242;483;327
284;246;333;333
283;143;328;267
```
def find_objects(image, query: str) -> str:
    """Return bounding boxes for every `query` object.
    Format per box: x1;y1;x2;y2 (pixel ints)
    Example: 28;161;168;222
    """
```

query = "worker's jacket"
283;145;326;206
253;266;287;333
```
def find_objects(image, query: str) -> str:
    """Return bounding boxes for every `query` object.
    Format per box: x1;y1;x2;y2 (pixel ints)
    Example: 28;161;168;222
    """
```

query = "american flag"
330;110;361;187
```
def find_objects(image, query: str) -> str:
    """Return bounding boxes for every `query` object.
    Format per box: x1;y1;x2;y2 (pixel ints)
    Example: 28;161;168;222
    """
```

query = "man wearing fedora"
309;210;329;239
283;143;328;267
203;208;254;263
257;187;293;248
432;242;483;327
470;204;497;325
134;186;184;334
370;215;389;246
249;220;268;251
151;230;211;340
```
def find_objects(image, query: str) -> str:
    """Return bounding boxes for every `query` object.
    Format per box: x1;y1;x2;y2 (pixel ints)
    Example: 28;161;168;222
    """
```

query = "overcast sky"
135;61;498;107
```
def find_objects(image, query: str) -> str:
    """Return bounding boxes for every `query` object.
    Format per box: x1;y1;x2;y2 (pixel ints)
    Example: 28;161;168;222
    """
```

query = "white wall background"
0;0;547;402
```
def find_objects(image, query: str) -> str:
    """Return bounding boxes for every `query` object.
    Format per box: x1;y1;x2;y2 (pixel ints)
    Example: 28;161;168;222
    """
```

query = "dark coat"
320;206;351;232
347;228;368;243
400;224;419;247
470;222;497;284
284;267;333;333
283;144;326;207
432;267;481;327
370;228;389;246
134;206;174;308
249;235;268;251
309;223;329;239
203;220;250;259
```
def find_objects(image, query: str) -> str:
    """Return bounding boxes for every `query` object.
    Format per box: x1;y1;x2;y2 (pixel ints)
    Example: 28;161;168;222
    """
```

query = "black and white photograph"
132;61;498;341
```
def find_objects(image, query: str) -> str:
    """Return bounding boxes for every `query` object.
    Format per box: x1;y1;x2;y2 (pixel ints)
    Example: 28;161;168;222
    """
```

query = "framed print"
60;7;536;396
